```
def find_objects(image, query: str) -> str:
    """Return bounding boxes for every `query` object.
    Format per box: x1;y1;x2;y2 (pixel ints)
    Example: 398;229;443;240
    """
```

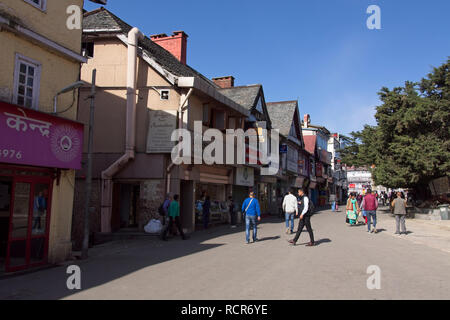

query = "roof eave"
179;77;249;117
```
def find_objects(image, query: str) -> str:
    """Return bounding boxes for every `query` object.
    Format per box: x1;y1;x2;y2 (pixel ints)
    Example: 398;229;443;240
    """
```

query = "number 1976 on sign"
0;149;23;160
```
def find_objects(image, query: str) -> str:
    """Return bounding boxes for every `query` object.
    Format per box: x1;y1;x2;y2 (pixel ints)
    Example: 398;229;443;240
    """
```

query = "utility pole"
82;69;96;259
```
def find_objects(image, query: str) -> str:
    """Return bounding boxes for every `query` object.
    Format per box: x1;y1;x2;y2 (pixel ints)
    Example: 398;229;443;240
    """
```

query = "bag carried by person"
308;199;316;215
243;198;254;216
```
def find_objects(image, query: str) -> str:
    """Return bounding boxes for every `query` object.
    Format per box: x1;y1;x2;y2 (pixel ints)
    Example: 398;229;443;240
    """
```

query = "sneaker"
253;238;258;243
394;232;401;235
246;240;250;244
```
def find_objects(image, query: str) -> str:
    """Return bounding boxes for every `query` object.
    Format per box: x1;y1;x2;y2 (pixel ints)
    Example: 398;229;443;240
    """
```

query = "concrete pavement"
0;209;449;300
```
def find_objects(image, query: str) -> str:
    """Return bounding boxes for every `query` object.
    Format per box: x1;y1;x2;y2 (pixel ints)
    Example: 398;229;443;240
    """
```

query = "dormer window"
160;90;169;100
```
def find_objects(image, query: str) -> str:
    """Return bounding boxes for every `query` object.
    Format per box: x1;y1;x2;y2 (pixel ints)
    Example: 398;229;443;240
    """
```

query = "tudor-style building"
267;100;309;204
302;114;333;206
216;81;278;215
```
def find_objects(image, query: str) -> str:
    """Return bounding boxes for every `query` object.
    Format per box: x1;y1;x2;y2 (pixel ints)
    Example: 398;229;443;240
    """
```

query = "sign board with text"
0;101;83;169
146;110;177;153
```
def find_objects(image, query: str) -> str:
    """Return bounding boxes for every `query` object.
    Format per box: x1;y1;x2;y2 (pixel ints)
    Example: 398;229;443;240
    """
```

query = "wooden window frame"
13;54;41;110
23;0;47;11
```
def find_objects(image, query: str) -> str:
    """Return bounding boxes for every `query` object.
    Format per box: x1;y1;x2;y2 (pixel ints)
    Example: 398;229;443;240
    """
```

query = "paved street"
0;208;449;300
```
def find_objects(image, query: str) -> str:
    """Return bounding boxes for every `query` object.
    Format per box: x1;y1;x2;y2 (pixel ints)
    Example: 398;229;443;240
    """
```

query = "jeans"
366;210;377;231
331;201;336;212
285;212;295;231
395;214;406;233
245;215;258;242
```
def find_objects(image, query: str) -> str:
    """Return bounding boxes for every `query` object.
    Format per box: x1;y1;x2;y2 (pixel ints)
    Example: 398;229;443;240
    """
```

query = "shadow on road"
298;238;332;246
256;236;281;242
0;216;288;299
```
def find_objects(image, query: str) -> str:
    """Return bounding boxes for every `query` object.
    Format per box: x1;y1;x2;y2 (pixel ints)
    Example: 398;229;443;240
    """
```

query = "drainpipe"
100;27;144;233
166;88;194;194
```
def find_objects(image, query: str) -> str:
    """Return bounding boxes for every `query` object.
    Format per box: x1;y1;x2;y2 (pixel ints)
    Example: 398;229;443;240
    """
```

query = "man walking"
282;190;298;234
289;189;315;247
241;192;261;244
362;189;379;233
161;194;187;241
392;191;408;235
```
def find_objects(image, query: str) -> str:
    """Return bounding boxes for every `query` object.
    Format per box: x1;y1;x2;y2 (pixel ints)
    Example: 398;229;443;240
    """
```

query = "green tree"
341;58;450;191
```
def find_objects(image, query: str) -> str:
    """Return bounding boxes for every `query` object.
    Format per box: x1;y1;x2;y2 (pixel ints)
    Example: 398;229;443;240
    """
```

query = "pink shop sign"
0;101;84;170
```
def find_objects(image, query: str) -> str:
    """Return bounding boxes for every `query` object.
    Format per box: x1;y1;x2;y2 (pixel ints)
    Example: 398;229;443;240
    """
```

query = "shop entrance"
111;183;140;231
0;165;53;273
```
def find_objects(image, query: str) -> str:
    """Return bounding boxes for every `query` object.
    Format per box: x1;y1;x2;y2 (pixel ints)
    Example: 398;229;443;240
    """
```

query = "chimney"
212;76;235;89
303;114;311;127
150;31;188;65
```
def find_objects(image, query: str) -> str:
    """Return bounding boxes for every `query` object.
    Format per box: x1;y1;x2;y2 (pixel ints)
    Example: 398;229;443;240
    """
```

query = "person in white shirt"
282;191;299;234
288;188;315;247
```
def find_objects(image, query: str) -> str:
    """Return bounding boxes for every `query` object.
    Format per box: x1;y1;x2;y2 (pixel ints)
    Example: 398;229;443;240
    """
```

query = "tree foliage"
340;58;450;189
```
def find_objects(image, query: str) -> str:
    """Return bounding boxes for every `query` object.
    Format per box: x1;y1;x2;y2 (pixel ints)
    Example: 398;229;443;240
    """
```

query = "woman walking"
346;193;360;226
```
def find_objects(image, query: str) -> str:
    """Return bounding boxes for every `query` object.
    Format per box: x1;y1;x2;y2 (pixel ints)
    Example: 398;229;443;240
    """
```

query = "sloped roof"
83;8;217;86
266;101;298;137
303;135;316;155
218;85;261;110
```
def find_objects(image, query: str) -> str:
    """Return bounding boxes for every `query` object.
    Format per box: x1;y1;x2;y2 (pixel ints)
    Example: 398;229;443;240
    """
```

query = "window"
160;90;169;100
212;110;225;130
202;103;210;126
13;54;41;110
23;0;47;11
82;42;94;58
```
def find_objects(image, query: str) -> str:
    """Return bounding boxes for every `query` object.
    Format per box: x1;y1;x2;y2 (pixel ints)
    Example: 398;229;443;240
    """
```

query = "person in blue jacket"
241;192;261;244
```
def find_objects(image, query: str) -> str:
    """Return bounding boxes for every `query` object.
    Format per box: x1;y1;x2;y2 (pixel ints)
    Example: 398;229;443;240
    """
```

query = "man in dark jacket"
288;189;315;247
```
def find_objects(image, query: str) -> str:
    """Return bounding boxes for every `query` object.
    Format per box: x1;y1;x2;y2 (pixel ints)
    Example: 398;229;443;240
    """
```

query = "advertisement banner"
0;101;83;169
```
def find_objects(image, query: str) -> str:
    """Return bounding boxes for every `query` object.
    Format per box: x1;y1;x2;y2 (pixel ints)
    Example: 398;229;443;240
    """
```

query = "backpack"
307;198;316;215
158;202;165;216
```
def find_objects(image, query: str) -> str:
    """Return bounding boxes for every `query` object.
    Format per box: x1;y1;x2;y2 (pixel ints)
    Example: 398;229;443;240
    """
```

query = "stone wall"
138;179;165;229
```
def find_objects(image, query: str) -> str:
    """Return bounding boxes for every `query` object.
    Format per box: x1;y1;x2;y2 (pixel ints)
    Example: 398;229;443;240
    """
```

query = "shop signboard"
146;110;177;153
316;162;323;177
0;101;83;169
236;167;254;187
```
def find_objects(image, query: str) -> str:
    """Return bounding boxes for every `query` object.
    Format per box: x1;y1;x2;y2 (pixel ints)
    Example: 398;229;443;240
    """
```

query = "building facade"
0;0;86;272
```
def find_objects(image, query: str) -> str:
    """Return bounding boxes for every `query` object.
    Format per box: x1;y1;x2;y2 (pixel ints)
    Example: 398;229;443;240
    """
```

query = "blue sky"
84;0;450;135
